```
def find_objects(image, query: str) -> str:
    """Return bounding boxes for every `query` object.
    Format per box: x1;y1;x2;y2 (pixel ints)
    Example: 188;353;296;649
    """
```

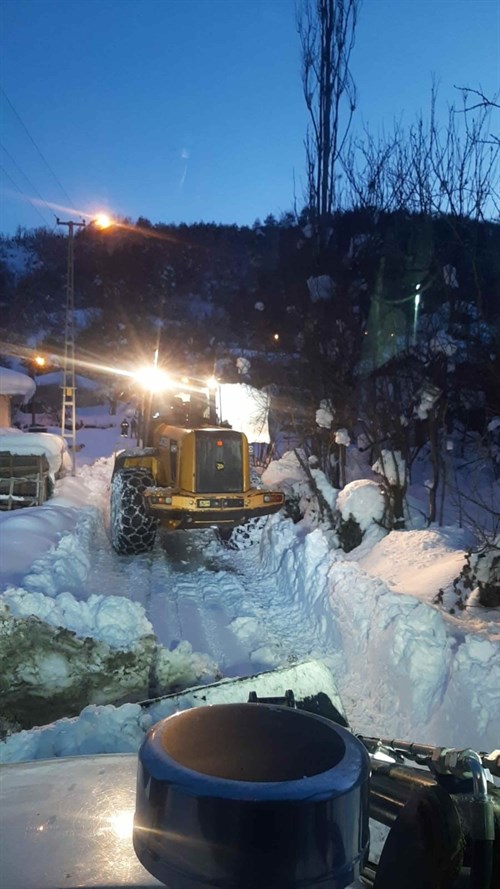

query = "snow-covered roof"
35;371;100;390
0;366;36;402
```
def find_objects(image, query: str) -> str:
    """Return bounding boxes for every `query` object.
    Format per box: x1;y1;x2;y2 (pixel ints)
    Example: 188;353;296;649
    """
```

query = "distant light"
273;333;280;342
34;355;46;367
415;293;421;308
134;366;171;393
93;213;112;229
415;283;421;291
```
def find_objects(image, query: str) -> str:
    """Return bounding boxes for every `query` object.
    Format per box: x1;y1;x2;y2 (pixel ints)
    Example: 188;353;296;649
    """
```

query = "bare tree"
454;86;500;117
297;0;360;256
342;85;499;222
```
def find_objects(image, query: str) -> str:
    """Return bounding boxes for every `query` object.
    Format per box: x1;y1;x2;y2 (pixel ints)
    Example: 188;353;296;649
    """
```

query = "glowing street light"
28;354;47;427
93;213;112;230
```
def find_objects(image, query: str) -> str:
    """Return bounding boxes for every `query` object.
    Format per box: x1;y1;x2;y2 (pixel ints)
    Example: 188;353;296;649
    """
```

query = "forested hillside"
1;209;498;378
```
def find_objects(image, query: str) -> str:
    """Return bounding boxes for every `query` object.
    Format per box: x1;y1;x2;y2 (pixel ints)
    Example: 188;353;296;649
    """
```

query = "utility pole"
57;217;85;474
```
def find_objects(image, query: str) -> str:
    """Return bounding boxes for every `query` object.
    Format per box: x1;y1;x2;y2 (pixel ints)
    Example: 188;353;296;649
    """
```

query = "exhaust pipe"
133;702;370;888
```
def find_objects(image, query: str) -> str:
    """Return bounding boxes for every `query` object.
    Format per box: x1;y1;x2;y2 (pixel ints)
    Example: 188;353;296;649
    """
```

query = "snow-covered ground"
0;403;499;764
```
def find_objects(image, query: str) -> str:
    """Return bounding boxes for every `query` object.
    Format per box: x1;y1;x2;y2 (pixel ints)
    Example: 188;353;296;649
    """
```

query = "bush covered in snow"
336;479;388;553
263;451;389;553
459;536;500;608
262;449;337;531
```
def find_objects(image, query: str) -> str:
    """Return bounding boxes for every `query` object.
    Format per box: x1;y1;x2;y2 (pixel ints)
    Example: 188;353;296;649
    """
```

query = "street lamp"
57;214;113;474
29;355;46;427
94;213;112;230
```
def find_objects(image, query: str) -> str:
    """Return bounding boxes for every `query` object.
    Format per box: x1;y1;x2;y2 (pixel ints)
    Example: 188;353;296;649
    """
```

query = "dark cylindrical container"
133;703;370;889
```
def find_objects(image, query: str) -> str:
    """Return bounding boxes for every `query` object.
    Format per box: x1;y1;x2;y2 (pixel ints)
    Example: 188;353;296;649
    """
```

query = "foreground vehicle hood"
0;754;161;888
0;752;366;889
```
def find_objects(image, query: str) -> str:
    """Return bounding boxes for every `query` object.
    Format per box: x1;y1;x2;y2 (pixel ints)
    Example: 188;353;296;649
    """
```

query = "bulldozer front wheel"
111;468;158;554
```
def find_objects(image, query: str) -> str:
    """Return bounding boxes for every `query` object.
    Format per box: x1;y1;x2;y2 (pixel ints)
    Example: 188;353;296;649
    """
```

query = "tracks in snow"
84;513;332;681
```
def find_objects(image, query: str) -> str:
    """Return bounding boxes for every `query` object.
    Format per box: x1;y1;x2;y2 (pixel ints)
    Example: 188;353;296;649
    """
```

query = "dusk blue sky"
1;0;499;235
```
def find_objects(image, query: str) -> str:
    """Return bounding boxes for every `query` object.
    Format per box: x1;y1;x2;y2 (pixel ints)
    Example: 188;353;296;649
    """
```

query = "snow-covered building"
0;366;35;427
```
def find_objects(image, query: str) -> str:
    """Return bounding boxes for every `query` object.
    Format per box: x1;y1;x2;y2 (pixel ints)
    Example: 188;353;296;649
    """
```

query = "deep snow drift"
0;408;499;763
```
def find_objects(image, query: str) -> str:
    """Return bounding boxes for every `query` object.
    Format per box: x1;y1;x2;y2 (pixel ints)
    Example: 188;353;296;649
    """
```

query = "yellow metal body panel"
151;423;252;493
113;423;283;531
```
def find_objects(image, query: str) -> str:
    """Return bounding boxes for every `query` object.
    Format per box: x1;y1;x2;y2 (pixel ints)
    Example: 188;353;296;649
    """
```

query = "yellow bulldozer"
110;384;284;554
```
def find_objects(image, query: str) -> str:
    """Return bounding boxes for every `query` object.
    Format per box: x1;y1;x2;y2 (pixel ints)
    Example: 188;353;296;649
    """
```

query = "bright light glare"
134;366;171;392
94;213;112;229
206;376;218;390
108;809;134;840
34;355;46;367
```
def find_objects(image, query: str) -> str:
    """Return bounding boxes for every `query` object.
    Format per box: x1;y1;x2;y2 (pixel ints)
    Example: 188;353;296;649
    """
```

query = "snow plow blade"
136;658;348;725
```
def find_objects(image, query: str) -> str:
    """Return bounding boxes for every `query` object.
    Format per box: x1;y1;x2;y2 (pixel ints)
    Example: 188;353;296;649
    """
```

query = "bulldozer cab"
142;387;217;446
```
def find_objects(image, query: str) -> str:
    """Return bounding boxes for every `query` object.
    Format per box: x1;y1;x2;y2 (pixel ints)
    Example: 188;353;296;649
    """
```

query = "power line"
0;85;76;212
0;141;57;224
0;163;53;228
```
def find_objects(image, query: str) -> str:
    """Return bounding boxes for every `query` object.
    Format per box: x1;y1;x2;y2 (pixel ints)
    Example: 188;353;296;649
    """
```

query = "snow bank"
3;589;154;647
256;518;499;752
261;449;305;489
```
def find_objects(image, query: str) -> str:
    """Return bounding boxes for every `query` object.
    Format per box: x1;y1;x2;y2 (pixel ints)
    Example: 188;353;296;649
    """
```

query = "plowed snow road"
84;510;329;680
